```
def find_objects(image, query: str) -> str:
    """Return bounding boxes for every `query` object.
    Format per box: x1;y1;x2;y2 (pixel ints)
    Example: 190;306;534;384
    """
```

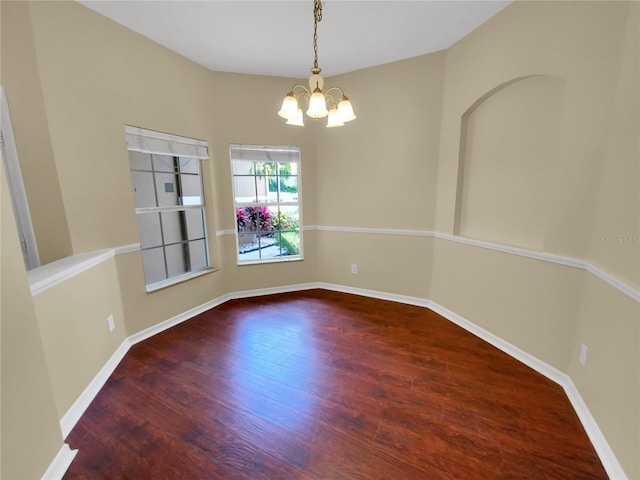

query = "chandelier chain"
312;0;323;70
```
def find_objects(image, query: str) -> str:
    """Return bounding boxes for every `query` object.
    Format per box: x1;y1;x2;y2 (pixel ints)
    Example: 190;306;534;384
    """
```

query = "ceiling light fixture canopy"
278;0;356;128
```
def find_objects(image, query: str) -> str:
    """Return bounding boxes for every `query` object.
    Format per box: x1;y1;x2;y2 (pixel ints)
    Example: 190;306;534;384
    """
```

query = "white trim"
226;282;320;300
304;224;430;237
1;86;41;270
585;262;640;303
41;443;77;480
562;378;629;480
129;283;319;344
128;295;231;345
124;125;208;159
59;339;131;438
28;250;115;296
114;243;140;255
26;228;640;302
57;281;628;479
306;225;640;303
433;231;585;269
145;267;219;293
425;299;566;384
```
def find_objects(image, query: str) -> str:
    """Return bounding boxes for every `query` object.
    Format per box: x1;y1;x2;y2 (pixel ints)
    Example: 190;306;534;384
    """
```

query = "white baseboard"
56;281;628;480
314;283;627;479
128;295;232;346
59;339;131;438
562;378;628;480
41;443;77;480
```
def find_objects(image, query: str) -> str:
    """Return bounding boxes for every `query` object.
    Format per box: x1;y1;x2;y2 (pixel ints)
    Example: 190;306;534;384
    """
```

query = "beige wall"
314;53;445;231
32;257;127;418
431;2;639;477
585;2;640;289
570;274;639;477
436;1;632;260
1;162;63;479
457;75;565;251
1;0;637;478
0;1;72;264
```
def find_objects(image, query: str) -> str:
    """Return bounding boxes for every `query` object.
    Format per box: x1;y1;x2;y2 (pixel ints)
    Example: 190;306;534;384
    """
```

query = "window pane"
185;209;205;240
155;173;179;207
129;151;152;171
240;206;273;234
179;157;199;174
137;212;162;249
131;171;156;208
180;174;202;205
141;247;166;284
166;243;188;278
152;154;177;173
237;231;257;254
234;176;256;203
273;206;299;232
232;160;253;175
263;206;277;234
280;175;298;203
188;239;208;271
277;231;300;256
279;161;297;174
266;176;279;203
161;211;184;245
254;176;269;203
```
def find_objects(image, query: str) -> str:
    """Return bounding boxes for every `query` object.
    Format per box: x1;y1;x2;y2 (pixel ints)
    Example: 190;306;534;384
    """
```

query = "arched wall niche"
453;74;567;251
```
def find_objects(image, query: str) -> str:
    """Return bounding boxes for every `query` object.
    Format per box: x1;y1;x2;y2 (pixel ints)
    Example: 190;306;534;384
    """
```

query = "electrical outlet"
107;314;115;333
351;264;358;274
579;344;588;366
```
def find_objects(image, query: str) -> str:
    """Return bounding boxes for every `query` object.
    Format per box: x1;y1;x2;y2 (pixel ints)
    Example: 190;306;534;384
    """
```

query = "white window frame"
125;125;215;292
230;144;303;265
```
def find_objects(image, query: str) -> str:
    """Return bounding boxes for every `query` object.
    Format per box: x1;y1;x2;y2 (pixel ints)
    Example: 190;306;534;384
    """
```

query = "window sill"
237;256;303;267
145;267;219;293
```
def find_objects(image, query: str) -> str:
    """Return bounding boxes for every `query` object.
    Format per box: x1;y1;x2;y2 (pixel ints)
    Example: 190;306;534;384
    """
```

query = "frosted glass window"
161;211;184;245
166;243;188;278
137;212;162;249
127;128;211;288
185;209;205;240
131;171;156;208
141;248;166;284
189;240;208;271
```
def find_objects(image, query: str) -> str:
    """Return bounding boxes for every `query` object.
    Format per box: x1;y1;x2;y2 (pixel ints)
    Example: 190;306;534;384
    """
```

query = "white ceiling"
78;0;511;79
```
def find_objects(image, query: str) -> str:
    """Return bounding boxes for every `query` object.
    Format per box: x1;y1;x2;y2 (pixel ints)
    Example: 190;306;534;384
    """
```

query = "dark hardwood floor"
63;289;607;479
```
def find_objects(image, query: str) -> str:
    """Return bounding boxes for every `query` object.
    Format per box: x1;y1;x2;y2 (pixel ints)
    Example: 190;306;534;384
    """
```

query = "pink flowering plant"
236;206;272;234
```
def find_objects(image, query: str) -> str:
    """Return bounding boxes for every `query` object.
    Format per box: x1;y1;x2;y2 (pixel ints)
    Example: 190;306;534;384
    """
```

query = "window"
125;126;212;290
230;144;302;264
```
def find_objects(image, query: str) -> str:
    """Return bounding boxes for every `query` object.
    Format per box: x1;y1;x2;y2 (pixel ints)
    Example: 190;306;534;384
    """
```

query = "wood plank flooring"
63;289;607;479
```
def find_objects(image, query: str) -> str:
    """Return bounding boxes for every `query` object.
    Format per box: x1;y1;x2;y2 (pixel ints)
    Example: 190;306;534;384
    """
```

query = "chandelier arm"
290;84;311;96
324;86;345;98
322;93;338;108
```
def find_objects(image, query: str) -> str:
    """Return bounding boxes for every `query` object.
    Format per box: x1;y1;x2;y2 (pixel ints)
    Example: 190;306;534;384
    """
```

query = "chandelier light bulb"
326;105;344;128
307;89;329;119
278;93;299;120
286;107;305;127
337;96;357;122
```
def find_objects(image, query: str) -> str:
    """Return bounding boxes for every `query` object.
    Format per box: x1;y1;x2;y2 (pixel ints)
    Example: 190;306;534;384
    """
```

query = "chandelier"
277;0;357;128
